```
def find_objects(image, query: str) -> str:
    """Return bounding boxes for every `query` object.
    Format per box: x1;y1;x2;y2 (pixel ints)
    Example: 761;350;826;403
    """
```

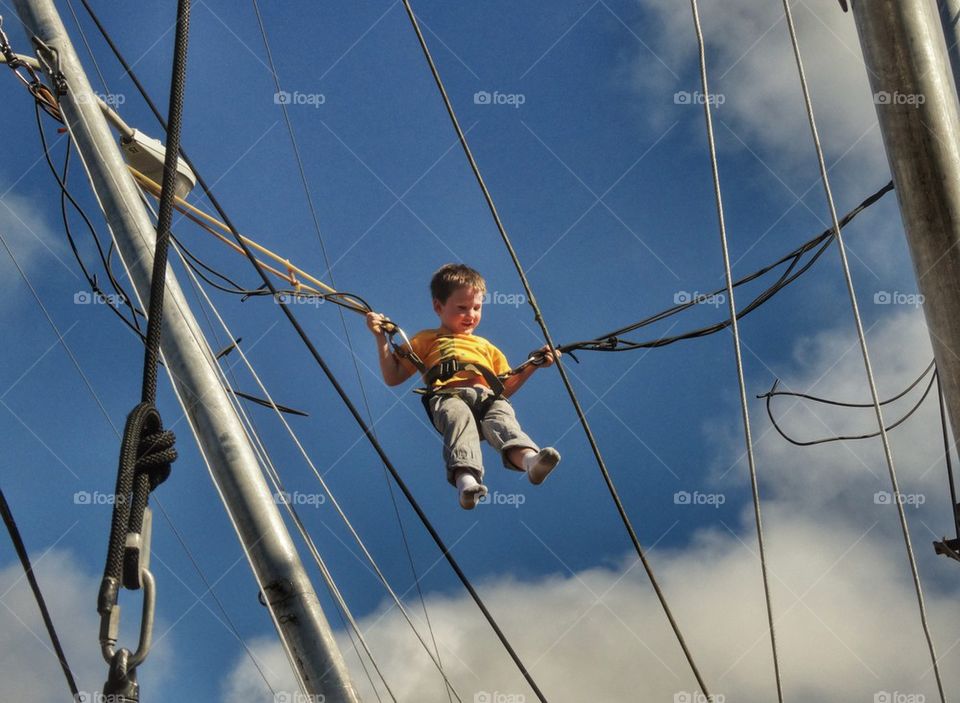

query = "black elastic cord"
0;487;79;698
759;362;937;446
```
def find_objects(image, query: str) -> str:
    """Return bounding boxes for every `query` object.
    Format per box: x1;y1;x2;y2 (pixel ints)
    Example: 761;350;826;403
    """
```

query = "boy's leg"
480;390;561;484
429;391;486;486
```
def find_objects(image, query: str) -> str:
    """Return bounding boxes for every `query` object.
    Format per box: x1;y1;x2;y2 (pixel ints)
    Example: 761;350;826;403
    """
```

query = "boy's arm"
367;312;419;386
501;345;559;398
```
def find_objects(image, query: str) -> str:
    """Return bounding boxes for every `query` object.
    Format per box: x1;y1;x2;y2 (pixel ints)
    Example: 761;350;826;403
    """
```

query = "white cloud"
633;0;886;179
0;187;71;307
221;309;959;703
0;548;174;702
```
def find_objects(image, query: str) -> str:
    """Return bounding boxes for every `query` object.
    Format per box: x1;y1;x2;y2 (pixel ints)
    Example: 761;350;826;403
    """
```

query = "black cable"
554;181;894;357
33;102;145;336
78;2;546;696
0;487;80;699
758;362;937;446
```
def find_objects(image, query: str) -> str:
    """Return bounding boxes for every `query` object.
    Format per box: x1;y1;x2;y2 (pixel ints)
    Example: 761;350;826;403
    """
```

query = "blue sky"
1;1;958;702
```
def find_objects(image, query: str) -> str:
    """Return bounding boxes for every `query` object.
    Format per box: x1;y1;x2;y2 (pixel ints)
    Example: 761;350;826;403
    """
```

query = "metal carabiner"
100;567;156;669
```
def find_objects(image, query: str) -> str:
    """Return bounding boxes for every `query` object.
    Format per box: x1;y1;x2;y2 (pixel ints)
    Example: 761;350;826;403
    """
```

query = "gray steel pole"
11;1;361;699
850;2;960;452
938;0;960;98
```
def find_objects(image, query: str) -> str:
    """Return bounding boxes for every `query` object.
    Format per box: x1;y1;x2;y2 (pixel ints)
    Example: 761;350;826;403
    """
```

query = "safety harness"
383;322;524;428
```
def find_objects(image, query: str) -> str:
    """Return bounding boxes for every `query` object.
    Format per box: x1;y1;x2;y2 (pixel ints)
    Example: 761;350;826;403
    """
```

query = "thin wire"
64;0;110;95
688;3;783;700
779;2;945;700
399;0;710;695
251;4;454;699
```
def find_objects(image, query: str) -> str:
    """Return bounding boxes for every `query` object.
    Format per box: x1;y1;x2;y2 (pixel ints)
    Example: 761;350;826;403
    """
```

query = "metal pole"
938;0;960;98
11;1;361;698
850;0;960;553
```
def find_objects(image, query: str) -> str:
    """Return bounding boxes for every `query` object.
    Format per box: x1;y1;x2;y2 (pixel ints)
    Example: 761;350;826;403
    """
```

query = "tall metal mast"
848;0;960;555
11;1;361;698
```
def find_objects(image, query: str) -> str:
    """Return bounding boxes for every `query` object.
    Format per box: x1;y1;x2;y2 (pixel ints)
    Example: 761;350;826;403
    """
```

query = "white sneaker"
524;448;561;485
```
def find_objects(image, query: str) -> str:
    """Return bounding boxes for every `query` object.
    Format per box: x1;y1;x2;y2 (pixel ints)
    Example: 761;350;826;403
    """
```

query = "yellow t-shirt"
406;330;511;388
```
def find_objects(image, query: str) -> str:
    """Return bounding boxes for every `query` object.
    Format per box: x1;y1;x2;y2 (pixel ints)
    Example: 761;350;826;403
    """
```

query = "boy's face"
434;286;484;335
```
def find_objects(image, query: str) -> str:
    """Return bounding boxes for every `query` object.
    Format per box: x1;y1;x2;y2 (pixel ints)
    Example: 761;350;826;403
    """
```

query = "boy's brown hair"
430;263;486;303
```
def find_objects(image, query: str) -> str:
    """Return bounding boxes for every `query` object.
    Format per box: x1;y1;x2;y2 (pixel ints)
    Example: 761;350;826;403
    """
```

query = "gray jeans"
427;387;539;485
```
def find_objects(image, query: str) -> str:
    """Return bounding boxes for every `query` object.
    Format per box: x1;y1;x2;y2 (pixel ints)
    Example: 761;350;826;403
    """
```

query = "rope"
760;361;938;447
778;2;946;699
0;487;80;699
94;3;190;696
399;0;711;695
688;3;783;699
249;3;454;699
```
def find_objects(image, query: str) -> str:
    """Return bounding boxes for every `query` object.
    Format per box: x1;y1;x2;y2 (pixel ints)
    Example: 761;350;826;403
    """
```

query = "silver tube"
11;1;360;699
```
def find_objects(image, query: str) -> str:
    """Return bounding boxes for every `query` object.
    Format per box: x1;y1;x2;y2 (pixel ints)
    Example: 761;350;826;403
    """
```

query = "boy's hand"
366;312;390;337
534;344;561;368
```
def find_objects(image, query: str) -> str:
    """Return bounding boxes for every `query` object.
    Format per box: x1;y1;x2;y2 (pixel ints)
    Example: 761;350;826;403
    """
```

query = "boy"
367;263;561;509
